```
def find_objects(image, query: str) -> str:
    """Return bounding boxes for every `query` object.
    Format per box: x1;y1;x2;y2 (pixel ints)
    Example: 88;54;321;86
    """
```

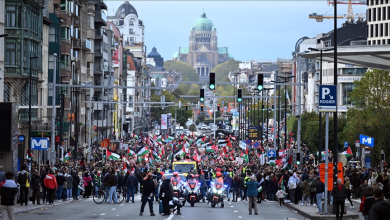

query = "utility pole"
50;53;57;165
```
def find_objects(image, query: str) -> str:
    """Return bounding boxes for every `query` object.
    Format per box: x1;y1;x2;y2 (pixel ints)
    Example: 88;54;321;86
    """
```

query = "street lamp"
58;75;68;160
277;75;295;150
28;56;39;171
262;88;274;147
308;47;334;164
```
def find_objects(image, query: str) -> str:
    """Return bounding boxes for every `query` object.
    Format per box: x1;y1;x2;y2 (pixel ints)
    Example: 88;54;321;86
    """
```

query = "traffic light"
209;72;216;90
381;153;385;161
257;74;264;91
262;104;265;111
185;104;188;111
200;104;204;111
272;104;274;111
296;152;301;165
217;104;220;111
238;89;242;102
200;89;205;102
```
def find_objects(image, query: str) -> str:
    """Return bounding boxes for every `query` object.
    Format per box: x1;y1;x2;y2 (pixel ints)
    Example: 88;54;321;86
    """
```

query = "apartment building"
367;0;390;45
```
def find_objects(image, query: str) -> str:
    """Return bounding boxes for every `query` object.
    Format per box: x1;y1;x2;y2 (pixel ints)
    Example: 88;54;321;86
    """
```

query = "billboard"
359;134;374;147
161;114;167;129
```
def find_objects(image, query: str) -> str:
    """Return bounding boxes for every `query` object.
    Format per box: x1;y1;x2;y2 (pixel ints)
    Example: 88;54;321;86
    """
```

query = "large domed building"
173;12;233;79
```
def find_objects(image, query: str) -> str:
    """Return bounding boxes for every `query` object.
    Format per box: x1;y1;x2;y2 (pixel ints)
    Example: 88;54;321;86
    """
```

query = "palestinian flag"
160;146;165;156
63;150;73;162
156;135;164;144
316;150;328;157
133;133;139;140
240;147;249;163
193;149;200;162
282;155;293;170
174;149;186;158
218;138;232;148
206;144;218;153
107;149;121;161
122;156;130;164
196;136;206;145
128;148;136;158
123;162;127;173
342;146;353;158
26;148;34;159
183;142;190;153
137;146;150;157
166;136;174;143
152;150;161;161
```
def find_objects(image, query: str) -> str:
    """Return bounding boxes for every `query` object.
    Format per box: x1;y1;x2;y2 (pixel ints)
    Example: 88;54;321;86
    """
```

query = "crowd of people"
0;132;390;220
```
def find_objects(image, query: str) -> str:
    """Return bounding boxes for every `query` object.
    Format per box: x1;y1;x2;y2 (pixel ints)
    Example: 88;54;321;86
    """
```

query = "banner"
232;112;239;131
239;141;246;150
167;113;172;127
161;114;167;129
236;157;243;164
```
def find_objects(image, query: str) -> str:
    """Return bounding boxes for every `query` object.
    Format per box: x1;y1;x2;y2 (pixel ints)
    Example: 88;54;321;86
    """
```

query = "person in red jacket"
44;169;58;205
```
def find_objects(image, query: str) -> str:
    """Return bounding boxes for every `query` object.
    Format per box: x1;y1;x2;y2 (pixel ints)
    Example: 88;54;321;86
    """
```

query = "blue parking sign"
319;85;337;112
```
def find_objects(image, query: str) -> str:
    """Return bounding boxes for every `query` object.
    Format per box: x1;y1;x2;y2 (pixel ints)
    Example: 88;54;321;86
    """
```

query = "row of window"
367;6;390;22
368;23;390;38
368;0;390;6
368;39;390;44
6;5;40;34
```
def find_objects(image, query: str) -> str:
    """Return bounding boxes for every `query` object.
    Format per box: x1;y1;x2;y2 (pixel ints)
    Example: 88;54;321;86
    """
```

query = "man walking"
0;172;19;220
315;176;324;215
124;171;138;203
17;166;30;206
31;170;41;205
139;173;155;216
332;178;347;220
159;175;173;216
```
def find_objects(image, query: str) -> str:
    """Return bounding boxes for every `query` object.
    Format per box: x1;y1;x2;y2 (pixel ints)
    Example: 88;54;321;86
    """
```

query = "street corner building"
172;12;233;79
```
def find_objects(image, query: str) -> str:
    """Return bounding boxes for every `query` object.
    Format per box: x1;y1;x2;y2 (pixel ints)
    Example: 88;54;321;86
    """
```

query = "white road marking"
120;204;124;206
230;206;234;207
228;203;231;204
117;215;120;216
238;216;242;218
234;211;237;212
100;213;106;215
112;208;116;210
164;213;175;220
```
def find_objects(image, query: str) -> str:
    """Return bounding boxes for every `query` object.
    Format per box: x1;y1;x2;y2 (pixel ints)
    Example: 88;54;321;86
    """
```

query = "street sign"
359;134;374;147
319;85;337;112
319;163;334;191
18;135;25;142
31;131;52;137
249;127;261;141
31;138;49;151
246;139;252;145
344;142;348;147
268;150;276;158
253;141;260;148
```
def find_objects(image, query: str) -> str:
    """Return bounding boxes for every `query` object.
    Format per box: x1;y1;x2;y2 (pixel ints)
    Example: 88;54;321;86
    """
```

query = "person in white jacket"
288;173;300;204
368;172;377;186
276;187;288;206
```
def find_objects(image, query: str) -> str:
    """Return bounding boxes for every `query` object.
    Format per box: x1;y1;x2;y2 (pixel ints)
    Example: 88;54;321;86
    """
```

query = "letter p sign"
322;88;330;99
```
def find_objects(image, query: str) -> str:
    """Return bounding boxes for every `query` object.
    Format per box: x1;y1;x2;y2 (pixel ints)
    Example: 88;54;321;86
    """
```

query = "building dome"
148;47;161;58
115;1;138;19
192;12;214;31
212;26;216;31
173;52;179;59
228;53;234;59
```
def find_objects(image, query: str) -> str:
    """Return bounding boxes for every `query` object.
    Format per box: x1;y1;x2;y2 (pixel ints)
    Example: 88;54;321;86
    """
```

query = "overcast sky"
105;1;366;62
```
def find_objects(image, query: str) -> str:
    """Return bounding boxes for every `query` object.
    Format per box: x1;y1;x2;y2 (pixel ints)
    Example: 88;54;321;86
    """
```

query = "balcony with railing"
95;28;104;40
94;63;104;73
94;45;103;57
73;40;81;50
82;39;92;51
95;11;107;25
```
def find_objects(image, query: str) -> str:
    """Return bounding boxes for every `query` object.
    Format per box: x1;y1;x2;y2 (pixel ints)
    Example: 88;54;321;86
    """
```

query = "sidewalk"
284;202;361;220
10;198;81;216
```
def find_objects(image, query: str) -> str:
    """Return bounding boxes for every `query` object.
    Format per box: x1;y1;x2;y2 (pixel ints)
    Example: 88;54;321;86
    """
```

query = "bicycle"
93;186;124;204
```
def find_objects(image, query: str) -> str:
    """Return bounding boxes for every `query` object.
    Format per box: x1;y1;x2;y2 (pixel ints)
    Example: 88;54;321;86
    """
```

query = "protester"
245;176;260;215
139;173;156;216
44;169;57;205
17;166;30;206
31;169;41;205
0;172;18;220
315;176;324;215
369;188;390;220
332;178;347;220
159;175;173;216
124;171;138;203
276;186;288;206
363;186;375;219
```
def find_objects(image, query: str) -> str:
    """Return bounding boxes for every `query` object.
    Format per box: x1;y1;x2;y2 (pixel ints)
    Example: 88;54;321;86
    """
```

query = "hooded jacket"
56;173;66;186
44;174;58;189
17;170;30;187
0;180;18;206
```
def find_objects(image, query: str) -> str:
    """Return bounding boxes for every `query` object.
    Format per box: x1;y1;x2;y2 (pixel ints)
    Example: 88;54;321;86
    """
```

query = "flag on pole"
63;150;73;162
137;146;150;157
341;146;353;157
107;149;121;161
279;149;287;157
123;162;127;173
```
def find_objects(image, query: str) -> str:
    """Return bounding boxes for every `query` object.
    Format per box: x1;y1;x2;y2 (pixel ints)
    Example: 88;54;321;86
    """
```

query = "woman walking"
83;172;92;198
345;177;354;208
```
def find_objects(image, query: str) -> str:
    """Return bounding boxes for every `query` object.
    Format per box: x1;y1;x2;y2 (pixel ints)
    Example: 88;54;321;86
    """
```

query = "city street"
15;196;306;220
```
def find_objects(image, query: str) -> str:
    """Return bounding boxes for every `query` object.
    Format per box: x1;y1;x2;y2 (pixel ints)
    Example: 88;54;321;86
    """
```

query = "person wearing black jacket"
139;173;156;216
159;175;174;216
0;172;18;220
124;171;138;203
332;178;347;220
31;170;41;205
55;171;66;202
71;170;80;200
40;170;48;203
315;176;324;214
17;166;30;206
103;172;111;202
369;188;390;220
363;186;375;218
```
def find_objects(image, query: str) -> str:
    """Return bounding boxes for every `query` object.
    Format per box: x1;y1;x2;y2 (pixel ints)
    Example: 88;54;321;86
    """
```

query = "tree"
342;69;390;164
188;124;197;132
164;60;199;81
212;59;240;81
198;114;205;122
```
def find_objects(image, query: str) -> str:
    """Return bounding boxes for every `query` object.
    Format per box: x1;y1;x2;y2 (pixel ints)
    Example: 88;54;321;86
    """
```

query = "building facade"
367;0;390;45
172;12;233;79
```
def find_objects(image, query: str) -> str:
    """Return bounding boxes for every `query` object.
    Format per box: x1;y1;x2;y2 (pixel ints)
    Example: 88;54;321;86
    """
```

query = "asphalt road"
15;195;306;220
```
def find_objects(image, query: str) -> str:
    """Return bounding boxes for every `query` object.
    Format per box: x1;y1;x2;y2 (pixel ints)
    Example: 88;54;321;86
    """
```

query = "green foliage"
341;69;390;165
188;124;197;132
177;116;187;128
212;59;240;81
198;114;206;122
213;111;222;118
164;60;199;81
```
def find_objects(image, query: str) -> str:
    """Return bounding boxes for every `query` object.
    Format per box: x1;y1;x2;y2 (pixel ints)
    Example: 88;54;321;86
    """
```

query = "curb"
283;203;360;220
13;199;79;216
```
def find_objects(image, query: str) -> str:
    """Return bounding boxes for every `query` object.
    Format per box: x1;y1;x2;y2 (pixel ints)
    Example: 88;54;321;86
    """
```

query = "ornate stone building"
172;12;233;79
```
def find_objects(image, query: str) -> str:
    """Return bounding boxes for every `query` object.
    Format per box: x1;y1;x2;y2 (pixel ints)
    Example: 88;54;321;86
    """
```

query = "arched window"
198;54;208;63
